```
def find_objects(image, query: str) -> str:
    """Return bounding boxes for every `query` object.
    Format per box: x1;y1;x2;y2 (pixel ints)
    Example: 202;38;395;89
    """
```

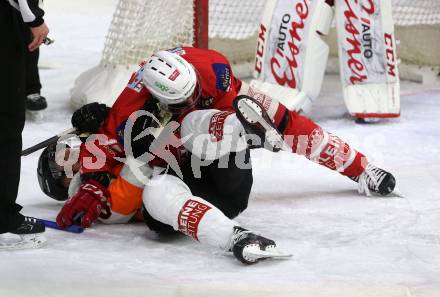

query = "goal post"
193;0;208;49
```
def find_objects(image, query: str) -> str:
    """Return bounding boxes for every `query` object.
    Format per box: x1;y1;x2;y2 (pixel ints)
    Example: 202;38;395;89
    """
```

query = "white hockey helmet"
143;50;201;113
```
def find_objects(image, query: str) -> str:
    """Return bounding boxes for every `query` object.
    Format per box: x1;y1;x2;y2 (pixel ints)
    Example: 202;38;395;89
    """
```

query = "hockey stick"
21;127;77;156
36;219;84;234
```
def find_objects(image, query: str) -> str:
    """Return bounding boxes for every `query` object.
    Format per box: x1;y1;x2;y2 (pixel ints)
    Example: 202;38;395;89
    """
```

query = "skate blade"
0;234;46;250
363;191;405;199
237;99;290;151
389;187;405;198
26;110;45;122
368;188;405;198
243;245;292;261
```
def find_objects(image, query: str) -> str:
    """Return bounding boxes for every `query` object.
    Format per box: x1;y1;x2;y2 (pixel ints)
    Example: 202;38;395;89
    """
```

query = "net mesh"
100;0;440;68
101;0;195;66
393;1;440;25
209;0;265;39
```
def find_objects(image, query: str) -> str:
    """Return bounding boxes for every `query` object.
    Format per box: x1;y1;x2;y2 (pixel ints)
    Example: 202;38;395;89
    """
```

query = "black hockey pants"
143;149;253;234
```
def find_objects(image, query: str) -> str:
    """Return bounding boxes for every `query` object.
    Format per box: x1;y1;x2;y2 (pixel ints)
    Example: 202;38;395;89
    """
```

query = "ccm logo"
254;24;267;74
384;33;397;77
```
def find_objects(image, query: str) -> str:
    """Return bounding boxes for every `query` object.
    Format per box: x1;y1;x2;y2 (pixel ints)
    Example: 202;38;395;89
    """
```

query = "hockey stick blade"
37;219;84;234
21;127;77;156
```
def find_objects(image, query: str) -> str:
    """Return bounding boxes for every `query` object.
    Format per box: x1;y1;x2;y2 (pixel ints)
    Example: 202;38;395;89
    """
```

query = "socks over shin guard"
283;112;367;177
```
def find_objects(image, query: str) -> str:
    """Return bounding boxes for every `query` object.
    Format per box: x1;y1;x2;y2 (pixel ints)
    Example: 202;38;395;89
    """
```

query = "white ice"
1;1;440;296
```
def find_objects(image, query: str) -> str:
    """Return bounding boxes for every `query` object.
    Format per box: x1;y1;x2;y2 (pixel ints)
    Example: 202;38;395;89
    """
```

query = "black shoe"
26;93;48;111
233;95;287;152
10;217;45;235
350;164;396;196
230;226;277;264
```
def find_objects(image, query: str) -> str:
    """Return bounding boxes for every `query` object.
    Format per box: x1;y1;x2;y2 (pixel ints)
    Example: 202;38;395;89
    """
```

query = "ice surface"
1;1;440;296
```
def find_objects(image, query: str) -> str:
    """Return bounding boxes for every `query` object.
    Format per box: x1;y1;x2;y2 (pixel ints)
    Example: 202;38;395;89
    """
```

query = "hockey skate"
233;95;290;152
230;226;291;265
26;93;47;121
350;163;398;197
0;217;46;250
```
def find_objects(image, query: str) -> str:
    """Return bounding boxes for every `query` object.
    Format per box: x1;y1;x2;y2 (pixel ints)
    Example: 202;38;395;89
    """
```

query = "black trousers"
23;26;41;95
0;3;27;233
143;149;253;233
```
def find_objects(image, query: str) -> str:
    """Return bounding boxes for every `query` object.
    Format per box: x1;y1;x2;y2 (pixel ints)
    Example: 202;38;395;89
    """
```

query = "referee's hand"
29;22;49;51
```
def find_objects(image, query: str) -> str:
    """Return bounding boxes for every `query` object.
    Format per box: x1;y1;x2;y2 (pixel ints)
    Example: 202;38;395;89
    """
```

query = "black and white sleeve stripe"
7;0;45;27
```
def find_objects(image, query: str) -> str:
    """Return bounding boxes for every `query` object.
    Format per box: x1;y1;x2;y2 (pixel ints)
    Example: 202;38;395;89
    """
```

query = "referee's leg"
0;3;26;233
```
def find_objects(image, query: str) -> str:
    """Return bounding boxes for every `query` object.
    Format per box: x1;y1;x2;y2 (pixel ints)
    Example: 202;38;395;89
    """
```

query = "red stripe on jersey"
208;111;233;142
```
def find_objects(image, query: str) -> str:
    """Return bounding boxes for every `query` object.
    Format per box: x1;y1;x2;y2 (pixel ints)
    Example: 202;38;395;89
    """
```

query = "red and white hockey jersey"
79;46;367;199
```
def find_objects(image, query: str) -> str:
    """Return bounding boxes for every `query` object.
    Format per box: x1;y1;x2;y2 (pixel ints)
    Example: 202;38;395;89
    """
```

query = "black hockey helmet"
37;144;69;201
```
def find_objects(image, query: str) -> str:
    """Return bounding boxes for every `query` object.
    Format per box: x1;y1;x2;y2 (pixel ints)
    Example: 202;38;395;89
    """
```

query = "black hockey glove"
71;102;110;133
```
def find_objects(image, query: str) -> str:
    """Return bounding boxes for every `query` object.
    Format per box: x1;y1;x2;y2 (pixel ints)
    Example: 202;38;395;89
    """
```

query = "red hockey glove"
56;180;111;229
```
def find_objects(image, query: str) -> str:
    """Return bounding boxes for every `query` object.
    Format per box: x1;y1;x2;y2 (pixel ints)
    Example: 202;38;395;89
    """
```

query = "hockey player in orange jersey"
38;143;285;264
37;144;144;225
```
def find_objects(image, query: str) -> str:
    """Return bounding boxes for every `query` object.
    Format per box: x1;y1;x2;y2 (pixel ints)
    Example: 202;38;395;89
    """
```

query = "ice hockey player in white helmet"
61;47;398;265
142;50;201;113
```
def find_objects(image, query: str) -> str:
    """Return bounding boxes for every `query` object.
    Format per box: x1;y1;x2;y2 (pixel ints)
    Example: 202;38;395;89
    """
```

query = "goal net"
70;0;440;109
